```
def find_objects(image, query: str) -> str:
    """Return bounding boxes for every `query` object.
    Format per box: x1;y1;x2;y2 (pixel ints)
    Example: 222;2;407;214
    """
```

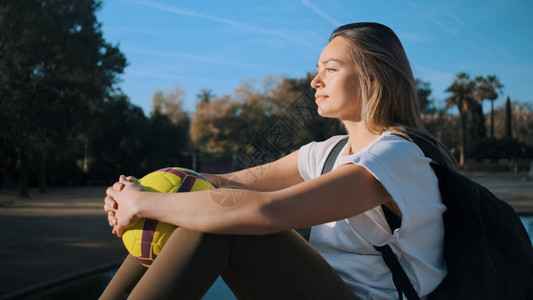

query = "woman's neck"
343;120;381;155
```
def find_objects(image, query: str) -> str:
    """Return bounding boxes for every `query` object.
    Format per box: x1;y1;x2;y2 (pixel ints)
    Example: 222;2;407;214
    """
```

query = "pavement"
463;171;533;215
0;172;532;298
0;186;128;298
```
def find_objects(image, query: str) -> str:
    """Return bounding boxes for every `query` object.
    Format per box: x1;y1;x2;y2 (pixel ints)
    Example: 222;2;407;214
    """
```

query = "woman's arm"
104;150;302;233
107;162;392;236
201;150;303;192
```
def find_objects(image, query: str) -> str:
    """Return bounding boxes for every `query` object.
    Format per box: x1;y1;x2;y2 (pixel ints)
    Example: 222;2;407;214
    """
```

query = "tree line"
1;1;532;197
187;73;533;167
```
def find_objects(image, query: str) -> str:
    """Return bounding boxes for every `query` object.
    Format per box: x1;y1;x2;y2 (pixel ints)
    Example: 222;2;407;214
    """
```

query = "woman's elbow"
252;196;289;235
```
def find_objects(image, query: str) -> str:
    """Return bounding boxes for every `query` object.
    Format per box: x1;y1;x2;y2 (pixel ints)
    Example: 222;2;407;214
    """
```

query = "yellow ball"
121;167;214;267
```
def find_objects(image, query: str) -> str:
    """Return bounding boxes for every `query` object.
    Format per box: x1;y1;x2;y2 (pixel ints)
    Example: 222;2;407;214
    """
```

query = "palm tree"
474;75;504;138
485;75;504;138
446;73;476;166
197;88;215;104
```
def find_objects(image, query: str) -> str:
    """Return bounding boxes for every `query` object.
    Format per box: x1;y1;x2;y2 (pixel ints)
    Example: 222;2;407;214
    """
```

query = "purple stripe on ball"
141;219;158;259
177;175;196;192
160;168;186;180
135;256;154;266
180;169;208;181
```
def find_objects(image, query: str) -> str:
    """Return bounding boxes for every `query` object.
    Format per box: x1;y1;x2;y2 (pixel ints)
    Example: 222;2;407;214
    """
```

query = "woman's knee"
162;227;233;259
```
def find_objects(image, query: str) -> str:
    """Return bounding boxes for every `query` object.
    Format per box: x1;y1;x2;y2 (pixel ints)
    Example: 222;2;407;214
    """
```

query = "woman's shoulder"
298;135;348;181
364;132;424;161
314;135;349;147
301;135;348;155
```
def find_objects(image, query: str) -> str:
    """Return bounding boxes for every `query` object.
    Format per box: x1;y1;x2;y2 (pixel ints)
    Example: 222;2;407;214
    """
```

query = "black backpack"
323;134;533;300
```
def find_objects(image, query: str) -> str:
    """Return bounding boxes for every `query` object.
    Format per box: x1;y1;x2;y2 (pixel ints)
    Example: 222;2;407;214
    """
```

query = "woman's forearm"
200;150;302;192
135;188;281;235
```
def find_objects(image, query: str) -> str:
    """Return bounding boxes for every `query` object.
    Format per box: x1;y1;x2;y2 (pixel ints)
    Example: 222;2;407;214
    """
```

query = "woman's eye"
326;68;336;72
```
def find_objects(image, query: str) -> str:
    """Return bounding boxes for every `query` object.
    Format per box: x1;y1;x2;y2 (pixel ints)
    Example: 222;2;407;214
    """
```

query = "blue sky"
97;0;532;115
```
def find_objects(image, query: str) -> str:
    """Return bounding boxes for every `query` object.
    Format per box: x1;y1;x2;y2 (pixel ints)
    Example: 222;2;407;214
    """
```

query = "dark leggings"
100;228;359;300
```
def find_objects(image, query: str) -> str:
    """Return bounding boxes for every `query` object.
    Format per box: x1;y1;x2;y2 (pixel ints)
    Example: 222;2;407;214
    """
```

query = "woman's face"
310;36;361;121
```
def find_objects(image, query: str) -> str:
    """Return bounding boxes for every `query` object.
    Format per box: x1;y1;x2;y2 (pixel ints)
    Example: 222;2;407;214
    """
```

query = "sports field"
1;172;532;298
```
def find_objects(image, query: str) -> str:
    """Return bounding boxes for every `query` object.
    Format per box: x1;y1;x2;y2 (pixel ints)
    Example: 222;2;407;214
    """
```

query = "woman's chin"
317;107;334;118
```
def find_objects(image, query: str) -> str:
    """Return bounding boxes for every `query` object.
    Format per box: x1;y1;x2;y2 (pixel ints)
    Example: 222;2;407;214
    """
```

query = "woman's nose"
310;72;324;89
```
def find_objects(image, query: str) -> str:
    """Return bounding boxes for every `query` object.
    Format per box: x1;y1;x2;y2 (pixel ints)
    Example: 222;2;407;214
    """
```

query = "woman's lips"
315;95;328;102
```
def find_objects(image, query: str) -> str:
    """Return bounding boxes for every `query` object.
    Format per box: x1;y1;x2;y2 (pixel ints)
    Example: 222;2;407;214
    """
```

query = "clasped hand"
104;175;143;237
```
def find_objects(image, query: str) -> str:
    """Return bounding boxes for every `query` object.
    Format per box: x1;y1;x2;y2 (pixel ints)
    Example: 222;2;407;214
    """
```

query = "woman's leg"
127;227;231;299
103;227;359;300
220;230;358;300
99;254;147;300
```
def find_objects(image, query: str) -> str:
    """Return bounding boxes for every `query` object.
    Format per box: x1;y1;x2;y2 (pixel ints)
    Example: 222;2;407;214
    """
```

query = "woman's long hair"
331;22;457;169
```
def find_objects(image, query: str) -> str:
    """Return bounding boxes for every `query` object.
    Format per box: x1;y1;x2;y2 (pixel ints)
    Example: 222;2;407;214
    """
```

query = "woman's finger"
104;196;117;208
126;176;138;183
116;225;123;238
104;203;115;213
113;182;124;191
107;212;117;226
119;176;129;185
106;186;117;198
103;197;117;213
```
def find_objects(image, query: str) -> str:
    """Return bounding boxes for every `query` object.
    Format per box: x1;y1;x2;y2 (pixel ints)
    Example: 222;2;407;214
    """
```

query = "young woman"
102;22;454;299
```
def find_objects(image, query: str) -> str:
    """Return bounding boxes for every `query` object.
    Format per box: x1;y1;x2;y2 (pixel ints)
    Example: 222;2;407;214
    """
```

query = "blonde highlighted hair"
330;22;423;134
331;22;457;168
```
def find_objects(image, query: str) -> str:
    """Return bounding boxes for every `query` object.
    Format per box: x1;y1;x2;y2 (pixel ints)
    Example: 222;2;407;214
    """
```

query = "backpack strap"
375;131;453;300
374;244;420;300
373;132;443;300
322;136;418;299
296;137;348;241
321;137;349;175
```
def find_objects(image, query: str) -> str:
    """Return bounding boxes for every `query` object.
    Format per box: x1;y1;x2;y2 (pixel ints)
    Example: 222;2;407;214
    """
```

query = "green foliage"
444;73;506;164
189;73;345;166
0;0;126;194
87;94;148;181
467;101;486;143
505;96;512;138
145;112;190;170
416;78;435;113
196;88;215;103
86;94;191;184
475;75;504;138
445;73;476;165
1;5;529;190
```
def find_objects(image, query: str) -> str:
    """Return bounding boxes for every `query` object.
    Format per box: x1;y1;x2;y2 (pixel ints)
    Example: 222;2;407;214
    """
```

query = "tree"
88;94;148;182
145;111;190;172
233;80;277;149
512;102;533;146
504;96;512;139
151;84;188;126
189;96;242;153
0;0;126;196
422;110;460;156
446;73;476;166
467;101;486;143
270;72;344;143
196;88;215;104
416;78;435;113
474;75;504;138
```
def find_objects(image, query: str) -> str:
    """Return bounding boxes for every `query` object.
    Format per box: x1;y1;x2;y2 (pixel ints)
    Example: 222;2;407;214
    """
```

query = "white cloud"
106;26;169;35
301;0;341;27
120;0;309;45
123;45;261;69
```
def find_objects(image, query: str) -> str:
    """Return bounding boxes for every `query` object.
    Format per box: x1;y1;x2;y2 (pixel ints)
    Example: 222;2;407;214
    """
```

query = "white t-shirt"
298;132;447;300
